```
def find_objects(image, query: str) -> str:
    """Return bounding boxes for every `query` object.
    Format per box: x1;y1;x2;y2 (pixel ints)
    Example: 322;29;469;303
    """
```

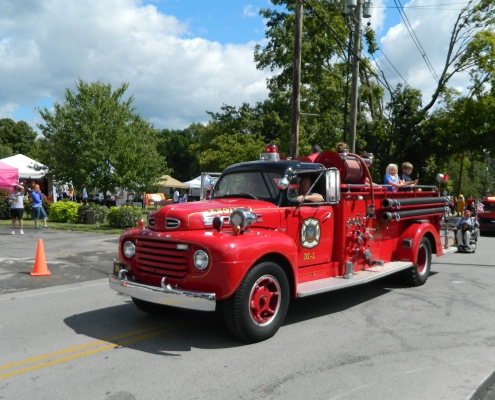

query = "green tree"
0;118;37;156
37;79;167;197
0;143;12;159
156;124;202;182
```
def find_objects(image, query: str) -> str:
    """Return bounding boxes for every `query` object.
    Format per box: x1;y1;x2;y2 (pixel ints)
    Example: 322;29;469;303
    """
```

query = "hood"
147;198;281;231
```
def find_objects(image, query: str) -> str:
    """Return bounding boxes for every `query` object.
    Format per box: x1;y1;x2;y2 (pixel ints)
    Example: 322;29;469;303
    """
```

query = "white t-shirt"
10;192;24;209
182;193;188;202
173;190;179;202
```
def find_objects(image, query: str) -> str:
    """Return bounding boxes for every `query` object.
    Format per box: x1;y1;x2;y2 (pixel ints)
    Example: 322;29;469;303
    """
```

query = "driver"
453;209;478;248
297;176;323;203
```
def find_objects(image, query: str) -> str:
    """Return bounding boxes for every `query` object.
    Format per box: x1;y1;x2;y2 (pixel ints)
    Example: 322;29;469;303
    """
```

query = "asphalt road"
0;225;118;294
1;226;495;400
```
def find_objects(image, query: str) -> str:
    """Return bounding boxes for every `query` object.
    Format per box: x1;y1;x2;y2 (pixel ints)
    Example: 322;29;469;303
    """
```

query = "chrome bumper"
109;272;216;311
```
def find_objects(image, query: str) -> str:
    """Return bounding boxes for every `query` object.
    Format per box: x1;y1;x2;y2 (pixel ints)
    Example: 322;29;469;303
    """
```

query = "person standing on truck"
307;145;321;162
297;176;323;203
453;209;479;248
384;164;406;192
336;142;348;153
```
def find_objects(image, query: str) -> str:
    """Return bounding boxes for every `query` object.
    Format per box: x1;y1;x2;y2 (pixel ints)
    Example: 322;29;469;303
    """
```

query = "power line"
301;0;394;94
379;49;412;89
393;0;439;82
375;1;472;9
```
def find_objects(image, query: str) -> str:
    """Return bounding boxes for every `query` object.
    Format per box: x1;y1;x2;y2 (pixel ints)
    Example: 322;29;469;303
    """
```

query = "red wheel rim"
417;244;427;275
249;274;281;326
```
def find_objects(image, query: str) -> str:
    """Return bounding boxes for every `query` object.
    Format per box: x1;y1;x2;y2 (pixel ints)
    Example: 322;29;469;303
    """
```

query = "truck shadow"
64;277;411;353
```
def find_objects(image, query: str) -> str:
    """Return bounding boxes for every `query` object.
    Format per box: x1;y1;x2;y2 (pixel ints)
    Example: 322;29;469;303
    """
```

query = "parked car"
478;197;495;234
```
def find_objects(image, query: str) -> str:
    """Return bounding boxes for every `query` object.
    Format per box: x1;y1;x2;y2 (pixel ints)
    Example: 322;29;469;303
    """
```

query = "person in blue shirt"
31;184;48;230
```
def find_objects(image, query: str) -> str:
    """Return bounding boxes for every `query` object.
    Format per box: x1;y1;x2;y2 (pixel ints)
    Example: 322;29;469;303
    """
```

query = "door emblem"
301;218;321;249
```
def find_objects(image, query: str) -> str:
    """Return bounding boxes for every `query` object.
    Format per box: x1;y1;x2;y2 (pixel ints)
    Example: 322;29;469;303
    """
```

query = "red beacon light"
260;143;280;161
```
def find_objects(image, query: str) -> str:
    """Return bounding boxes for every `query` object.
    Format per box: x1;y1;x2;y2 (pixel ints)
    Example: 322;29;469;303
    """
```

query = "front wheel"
401;237;432;286
223;261;290;343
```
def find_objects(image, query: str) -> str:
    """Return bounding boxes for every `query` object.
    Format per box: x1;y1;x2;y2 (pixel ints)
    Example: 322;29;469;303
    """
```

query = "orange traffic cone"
30;239;51;276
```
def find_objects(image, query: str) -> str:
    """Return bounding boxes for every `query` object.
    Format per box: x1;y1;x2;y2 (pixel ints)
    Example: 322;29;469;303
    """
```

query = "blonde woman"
384;164;405;192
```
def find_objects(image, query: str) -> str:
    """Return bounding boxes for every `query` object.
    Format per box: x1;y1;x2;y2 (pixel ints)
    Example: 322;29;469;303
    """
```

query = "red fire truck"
109;145;450;342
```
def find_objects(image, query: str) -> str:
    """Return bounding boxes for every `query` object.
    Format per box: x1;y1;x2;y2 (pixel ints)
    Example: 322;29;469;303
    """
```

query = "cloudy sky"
0;0;473;131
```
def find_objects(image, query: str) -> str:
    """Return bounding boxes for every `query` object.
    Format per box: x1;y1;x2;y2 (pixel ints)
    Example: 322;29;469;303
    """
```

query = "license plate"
113;262;126;276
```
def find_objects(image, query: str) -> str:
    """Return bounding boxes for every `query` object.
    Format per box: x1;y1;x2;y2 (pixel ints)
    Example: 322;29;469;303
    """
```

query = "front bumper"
109;270;216;311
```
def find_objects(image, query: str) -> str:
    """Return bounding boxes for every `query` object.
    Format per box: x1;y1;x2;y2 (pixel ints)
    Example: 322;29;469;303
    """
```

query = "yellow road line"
0;315;205;379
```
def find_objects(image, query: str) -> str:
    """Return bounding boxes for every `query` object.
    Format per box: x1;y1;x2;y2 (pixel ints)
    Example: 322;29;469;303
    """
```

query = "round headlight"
123;241;136;258
194;250;209;270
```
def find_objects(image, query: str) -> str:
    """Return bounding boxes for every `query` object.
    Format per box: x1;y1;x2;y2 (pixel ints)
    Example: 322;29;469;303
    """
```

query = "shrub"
48;201;81;223
0;198;9;220
24;198;53;217
107;205;142;228
78;203;108;223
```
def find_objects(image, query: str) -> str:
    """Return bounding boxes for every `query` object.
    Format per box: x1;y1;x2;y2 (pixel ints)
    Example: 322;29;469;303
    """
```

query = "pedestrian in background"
456;194;465;216
31;184;49;230
9;184;25;235
173;188;180;204
68;186;74;201
81;184;88;202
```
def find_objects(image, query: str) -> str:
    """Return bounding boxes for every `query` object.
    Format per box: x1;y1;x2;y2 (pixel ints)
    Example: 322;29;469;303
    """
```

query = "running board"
297;261;413;297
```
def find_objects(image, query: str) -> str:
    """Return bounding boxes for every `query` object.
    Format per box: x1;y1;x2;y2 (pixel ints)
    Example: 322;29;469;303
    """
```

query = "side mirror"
277;176;290;190
326;168;341;203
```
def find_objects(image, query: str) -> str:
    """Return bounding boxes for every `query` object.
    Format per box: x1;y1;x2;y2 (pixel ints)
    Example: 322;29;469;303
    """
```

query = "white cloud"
243;5;258;18
0;0;273;129
377;0;472;105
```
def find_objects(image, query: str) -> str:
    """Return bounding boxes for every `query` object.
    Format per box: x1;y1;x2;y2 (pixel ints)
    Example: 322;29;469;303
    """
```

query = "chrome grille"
135;238;189;278
166;218;180;229
148;217;155;227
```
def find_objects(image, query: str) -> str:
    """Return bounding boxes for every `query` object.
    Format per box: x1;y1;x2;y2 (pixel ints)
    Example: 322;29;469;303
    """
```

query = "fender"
395;222;443;264
211;229;299;297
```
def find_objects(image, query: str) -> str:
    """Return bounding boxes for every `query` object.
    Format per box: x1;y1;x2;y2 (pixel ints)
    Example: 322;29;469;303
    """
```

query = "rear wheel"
132;298;168;315
402;237;431;286
223;261;290;343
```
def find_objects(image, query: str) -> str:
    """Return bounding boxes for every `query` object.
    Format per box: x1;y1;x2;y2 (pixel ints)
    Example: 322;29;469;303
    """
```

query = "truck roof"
222;159;327;175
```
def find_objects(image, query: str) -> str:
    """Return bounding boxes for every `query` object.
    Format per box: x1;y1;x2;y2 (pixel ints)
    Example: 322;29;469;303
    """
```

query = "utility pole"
457;151;464;196
348;0;362;154
290;0;303;159
483;150;490;197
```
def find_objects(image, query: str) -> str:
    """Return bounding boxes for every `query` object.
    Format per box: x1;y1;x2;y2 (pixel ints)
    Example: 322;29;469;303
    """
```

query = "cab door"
286;205;334;267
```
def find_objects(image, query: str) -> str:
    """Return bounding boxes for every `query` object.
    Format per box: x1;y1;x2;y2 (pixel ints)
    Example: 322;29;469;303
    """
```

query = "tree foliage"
156;124;202;182
37;79;167;195
0;118;37;156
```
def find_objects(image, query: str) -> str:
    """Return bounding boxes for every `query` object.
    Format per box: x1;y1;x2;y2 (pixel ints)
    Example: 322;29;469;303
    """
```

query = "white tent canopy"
0;154;46;179
184;175;217;188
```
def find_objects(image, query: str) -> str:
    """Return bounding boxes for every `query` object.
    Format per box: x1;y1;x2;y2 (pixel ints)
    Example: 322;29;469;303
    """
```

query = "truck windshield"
214;171;282;201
